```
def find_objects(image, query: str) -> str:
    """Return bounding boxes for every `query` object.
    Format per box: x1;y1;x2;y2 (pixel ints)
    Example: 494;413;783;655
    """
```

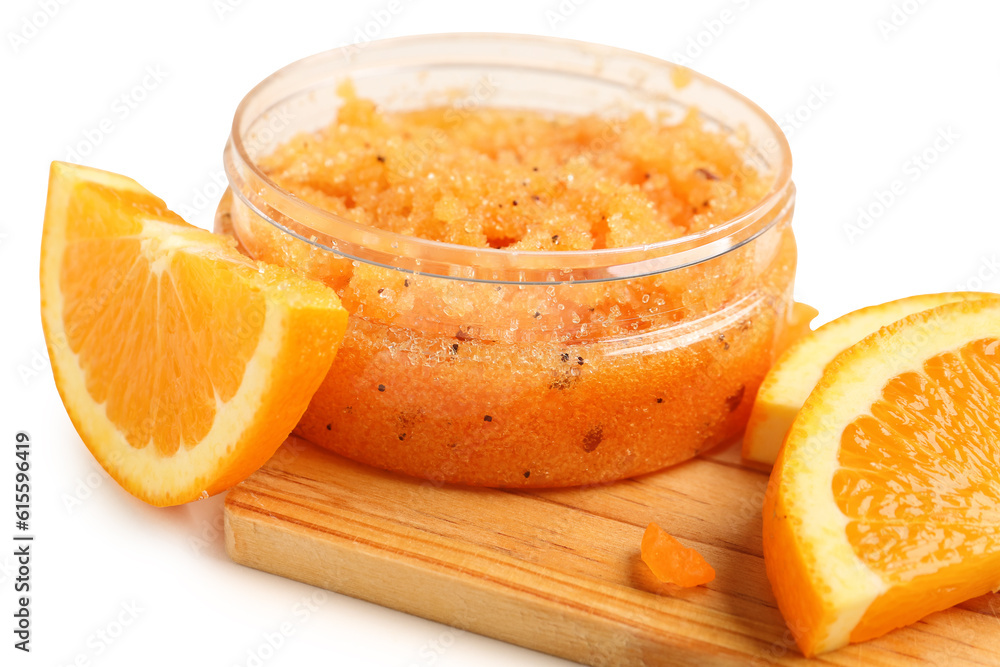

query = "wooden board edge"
224;496;764;667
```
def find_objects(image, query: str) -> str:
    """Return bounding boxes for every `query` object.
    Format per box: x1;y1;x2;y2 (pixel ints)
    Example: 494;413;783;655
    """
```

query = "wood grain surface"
224;436;1000;666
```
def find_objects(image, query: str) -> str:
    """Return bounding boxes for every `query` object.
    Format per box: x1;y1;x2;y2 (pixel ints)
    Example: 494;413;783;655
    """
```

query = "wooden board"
224;437;1000;666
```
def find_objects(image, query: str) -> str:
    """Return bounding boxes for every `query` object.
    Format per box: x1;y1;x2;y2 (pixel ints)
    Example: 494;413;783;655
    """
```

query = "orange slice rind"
744;292;992;465
40;162;348;506
763;298;1000;656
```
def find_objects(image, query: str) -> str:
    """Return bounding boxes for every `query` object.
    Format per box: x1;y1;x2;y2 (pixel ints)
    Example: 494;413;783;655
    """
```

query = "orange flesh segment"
61;182;265;455
640;522;716;587
42;162;350;506
835;337;1000;642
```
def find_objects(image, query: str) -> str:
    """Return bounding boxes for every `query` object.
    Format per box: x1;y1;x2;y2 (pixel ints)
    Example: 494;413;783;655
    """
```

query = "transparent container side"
217;33;797;487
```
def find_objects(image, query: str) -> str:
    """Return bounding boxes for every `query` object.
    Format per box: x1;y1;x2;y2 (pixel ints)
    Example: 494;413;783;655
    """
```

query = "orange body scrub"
219;35;798;487
260;82;769;253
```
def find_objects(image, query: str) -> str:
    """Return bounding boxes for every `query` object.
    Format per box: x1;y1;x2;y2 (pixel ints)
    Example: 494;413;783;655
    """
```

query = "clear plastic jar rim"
224;32;793;284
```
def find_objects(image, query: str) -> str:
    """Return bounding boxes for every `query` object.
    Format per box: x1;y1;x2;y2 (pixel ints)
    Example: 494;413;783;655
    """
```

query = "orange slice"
40;162;348;506
640;523;715;587
763;298;1000;656
744;292;991;465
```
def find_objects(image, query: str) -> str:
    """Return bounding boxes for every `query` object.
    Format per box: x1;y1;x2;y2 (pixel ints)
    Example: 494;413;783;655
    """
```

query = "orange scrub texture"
227;83;797;487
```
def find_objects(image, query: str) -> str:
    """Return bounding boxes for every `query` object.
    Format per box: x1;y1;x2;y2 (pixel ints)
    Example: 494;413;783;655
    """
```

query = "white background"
3;1;999;665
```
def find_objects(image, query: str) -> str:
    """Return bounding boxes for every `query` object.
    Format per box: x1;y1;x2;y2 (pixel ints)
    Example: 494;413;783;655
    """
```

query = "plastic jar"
216;33;796;487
